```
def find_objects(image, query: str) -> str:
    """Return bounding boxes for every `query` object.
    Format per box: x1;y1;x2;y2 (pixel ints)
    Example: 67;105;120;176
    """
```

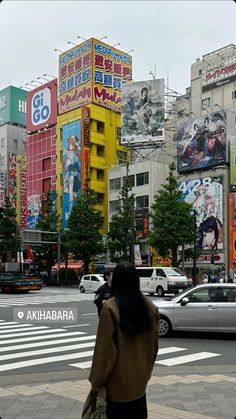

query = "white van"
136;266;188;297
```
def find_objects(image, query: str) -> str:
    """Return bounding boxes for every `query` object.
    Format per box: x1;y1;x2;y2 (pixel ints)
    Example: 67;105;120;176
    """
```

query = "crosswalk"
0;320;221;374
0;289;94;307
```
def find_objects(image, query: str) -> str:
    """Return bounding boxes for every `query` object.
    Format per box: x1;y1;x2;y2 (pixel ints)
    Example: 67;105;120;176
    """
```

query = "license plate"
179;289;183;292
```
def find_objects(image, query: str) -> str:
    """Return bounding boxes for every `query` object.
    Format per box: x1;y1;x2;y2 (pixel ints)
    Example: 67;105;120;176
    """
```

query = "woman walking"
89;261;159;419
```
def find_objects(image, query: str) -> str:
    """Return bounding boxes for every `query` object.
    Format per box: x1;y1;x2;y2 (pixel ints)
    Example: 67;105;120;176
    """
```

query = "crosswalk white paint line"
0;330;84;345
0;350;94;372
0;341;96;361
0;322;21;327
158;347;187;355
156;351;221;366
62;324;90;328
0;326;49;335
0;324;34;330
70;360;92;369
83;313;97;316
0;335;96;352
0;328;66;339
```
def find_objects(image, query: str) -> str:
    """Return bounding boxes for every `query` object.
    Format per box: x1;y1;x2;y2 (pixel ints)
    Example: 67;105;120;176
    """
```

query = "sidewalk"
1;372;236;419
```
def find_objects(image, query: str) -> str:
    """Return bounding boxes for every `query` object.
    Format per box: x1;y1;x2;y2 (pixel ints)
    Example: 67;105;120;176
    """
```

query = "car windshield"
164;267;185;277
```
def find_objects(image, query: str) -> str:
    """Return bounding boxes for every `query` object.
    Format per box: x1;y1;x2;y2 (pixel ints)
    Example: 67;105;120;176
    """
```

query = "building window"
117;127;121;141
97;169;104;181
42;177;51;193
97;121;105;134
109;178;121;191
136;195;149;209
1;138;4;147
136;172;149;186
97;145;104;157
109;200;120;213
117;149;127;164
14;139;18;149
199;69;202;76
42;157;51;172
232;91;236;100
123;175;135;187
97;193;104;204
202;97;210;109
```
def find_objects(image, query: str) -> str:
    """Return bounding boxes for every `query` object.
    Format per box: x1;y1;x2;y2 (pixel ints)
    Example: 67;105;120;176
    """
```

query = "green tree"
107;180;135;263
66;188;104;274
149;163;194;267
34;190;58;272
0;197;20;263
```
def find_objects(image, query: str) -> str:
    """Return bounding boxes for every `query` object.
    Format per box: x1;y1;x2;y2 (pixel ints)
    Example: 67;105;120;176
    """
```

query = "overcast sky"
0;0;235;95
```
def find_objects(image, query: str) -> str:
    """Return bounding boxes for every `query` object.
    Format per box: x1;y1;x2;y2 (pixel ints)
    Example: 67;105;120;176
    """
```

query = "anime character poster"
62;120;81;227
177;110;226;173
179;176;223;250
27;194;42;229
121;79;165;146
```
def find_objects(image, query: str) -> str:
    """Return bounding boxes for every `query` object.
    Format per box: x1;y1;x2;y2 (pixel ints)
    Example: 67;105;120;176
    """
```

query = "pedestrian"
89;261;159;419
94;269;113;317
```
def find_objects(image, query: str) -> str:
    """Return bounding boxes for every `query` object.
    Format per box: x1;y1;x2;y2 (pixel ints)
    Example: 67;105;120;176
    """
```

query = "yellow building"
56;38;132;233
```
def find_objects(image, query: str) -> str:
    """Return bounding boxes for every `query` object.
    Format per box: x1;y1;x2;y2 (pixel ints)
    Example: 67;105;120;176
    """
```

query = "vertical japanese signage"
9;153;17;208
81;107;90;190
62;120;81;227
16;155;27;228
92;39;132;112
58;40;92;114
0;170;5;207
179;176;223;251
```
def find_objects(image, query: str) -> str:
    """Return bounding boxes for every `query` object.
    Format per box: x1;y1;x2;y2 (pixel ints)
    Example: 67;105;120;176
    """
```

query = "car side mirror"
180;297;189;306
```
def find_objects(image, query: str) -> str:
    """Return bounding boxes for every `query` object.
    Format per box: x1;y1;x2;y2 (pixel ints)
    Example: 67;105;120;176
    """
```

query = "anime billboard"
179;176;223;250
27;194;42;229
121;79;165;146
62;120;81;227
177;110;226;173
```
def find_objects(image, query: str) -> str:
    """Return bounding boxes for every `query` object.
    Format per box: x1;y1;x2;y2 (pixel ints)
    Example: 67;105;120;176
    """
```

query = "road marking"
158;347;187;355
62;324;90;328
0;350;94;372
0;322;21;327
0;323;34;329
0;330;85;345
156;351;221;366
0;341;95;361
0;335;96;352
70;361;92;369
0;328;66;339
0;326;49;335
82;313;97;316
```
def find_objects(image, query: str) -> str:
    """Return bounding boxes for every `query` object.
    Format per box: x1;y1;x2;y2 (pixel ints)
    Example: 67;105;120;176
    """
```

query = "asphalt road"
0;287;235;384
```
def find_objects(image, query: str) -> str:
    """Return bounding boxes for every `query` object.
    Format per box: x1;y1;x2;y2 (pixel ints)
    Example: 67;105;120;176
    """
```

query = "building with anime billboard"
121;79;165;147
26;80;57;228
57;39;132;231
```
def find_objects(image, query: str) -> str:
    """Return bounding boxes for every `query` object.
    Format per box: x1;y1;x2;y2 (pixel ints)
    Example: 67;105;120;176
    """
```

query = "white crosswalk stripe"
0;291;95;307
0;320;222;373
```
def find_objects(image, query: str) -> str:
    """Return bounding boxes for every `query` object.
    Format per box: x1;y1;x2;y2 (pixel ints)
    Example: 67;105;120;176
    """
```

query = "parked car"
79;274;105;293
153;283;236;337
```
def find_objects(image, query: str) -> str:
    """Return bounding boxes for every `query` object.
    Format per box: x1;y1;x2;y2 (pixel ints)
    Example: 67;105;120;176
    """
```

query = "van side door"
156;268;168;293
138;269;155;293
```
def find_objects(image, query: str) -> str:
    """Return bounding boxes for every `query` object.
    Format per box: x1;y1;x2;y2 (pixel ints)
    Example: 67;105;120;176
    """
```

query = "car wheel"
79;286;85;293
159;316;172;337
156;286;164;297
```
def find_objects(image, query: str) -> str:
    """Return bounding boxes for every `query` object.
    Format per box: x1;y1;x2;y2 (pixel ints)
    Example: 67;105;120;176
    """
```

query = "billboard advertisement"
177;110;226;173
58;40;92;114
9;153;17;208
15;155;27;229
0;86;26;126
202;57;236;92
26;80;57;132
62;120;81;227
27;194;42;229
121;79;165;146
230;135;236;191
92;39;132;112
179;176;223;250
81;106;90;190
0;170;5;207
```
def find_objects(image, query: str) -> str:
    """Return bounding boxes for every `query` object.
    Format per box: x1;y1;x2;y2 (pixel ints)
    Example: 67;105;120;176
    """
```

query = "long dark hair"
111;261;151;335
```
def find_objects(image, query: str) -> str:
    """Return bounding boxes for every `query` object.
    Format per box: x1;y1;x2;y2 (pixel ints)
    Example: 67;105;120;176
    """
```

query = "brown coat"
89;296;159;402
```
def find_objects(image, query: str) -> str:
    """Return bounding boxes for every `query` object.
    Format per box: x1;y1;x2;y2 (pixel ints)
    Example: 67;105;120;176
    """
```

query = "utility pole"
192;209;197;285
57;230;61;286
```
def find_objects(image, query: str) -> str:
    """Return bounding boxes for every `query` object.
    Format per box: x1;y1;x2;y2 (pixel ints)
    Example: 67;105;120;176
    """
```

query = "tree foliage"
34;190;58;271
66;188;104;274
0;197;20;263
149;163;194;267
107;180;135;263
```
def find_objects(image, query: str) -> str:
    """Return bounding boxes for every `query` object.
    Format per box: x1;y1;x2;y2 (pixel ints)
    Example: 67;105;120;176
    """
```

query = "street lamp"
43;73;55;79
99;36;107;41
113;43;121;47
192;209;197;286
37;76;49;82
67;41;76;46
31;79;42;85
77;35;87;41
54;48;63;53
25;82;38;88
126;49;134;54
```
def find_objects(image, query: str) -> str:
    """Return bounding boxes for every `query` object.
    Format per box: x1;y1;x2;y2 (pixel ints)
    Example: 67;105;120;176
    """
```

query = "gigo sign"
31;88;51;125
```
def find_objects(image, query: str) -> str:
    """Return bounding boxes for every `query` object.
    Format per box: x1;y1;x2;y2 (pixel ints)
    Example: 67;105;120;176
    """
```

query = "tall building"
0;86;27;228
56;38;132;231
173;44;236;279
26;80;57;228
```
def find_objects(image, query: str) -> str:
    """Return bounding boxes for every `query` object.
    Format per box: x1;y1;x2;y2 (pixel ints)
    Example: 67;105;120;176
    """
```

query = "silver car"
153;283;236;337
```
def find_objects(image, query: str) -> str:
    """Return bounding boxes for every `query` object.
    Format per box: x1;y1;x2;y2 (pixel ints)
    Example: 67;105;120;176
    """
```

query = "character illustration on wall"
63;135;81;212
